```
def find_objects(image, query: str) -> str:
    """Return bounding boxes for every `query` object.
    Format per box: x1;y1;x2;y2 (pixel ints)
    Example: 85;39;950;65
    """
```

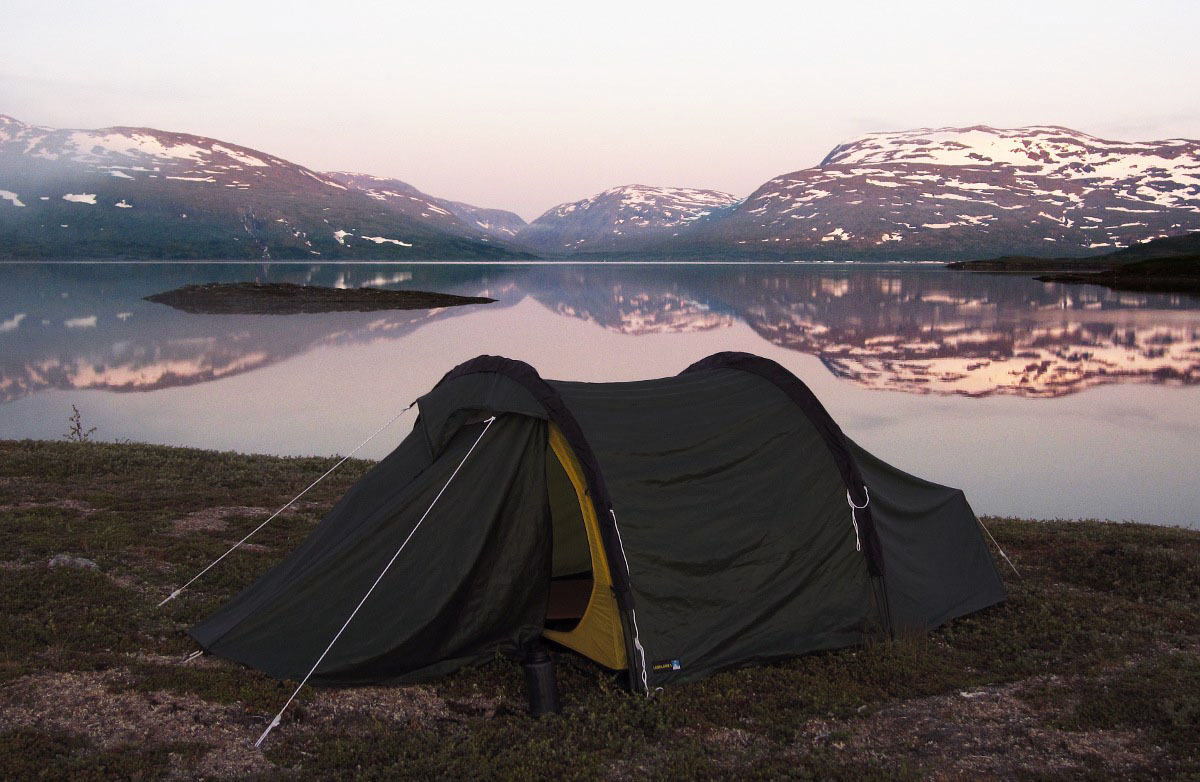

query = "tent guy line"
255;415;498;749
977;516;1022;578
158;402;416;608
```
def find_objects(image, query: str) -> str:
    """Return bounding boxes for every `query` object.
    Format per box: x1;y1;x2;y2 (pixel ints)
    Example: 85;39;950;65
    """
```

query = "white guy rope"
254;415;497;749
610;509;649;695
977;516;1022;579
846;486;869;552
158;402;416;608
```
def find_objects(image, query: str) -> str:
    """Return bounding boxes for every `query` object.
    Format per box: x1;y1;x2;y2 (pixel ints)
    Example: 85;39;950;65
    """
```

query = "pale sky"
2;0;1198;221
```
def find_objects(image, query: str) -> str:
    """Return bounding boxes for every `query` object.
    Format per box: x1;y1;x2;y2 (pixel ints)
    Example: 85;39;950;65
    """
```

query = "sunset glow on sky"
1;0;1197;219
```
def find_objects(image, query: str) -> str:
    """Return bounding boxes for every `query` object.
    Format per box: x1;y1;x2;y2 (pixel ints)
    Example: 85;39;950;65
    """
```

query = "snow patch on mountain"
360;235;413;247
821;125;1200;213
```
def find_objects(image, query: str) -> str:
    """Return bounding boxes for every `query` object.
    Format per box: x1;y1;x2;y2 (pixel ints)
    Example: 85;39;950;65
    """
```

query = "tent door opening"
545;437;591;631
541;424;628;670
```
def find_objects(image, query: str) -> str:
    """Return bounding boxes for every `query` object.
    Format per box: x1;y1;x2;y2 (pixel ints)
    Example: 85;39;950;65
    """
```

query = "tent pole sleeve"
254;415;496;749
679;352;886;578
610;509;649;694
434;356;644;691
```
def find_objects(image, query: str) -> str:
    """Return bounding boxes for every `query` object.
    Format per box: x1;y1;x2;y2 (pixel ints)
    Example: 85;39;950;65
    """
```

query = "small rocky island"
145;282;496;315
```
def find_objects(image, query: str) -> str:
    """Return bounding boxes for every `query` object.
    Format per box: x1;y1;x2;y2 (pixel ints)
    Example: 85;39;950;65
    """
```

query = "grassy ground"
0;439;1197;780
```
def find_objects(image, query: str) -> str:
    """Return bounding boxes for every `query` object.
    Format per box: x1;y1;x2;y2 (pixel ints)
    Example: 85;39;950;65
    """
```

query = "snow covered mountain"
681;125;1200;260
0;115;530;260
514;184;740;254
4;116;1198;260
325;172;525;243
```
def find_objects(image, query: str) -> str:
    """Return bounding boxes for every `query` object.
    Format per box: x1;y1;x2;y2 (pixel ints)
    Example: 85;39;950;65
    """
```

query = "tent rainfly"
191;352;1006;697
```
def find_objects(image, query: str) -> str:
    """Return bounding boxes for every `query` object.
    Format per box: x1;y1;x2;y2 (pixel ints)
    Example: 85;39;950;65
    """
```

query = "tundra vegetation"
0;439;1197;779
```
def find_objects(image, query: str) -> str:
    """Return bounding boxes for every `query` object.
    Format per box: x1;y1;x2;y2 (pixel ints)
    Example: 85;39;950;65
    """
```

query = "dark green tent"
191;352;1005;693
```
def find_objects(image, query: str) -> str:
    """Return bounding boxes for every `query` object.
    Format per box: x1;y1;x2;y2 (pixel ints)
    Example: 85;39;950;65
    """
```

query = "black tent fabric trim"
434;355;647;687
436;357;634;602
679;352;886;578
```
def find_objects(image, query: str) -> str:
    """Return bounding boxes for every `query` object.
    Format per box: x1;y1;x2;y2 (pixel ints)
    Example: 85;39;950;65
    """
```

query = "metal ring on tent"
845;486;869;552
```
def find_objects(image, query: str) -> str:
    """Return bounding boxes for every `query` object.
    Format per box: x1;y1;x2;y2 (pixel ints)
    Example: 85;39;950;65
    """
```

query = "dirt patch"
302;684;456;727
792;678;1158;778
0;669;274;777
170;506;267;536
703;726;758;749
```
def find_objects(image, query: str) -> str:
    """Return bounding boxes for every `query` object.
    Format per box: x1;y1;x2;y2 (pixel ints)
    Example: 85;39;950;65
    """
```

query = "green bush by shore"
0;438;1197;779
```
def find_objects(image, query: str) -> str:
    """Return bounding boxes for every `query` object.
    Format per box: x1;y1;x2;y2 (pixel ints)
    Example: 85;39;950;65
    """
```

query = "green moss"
0;728;89;778
0;728;208;780
1073;653;1200;762
0;568;144;674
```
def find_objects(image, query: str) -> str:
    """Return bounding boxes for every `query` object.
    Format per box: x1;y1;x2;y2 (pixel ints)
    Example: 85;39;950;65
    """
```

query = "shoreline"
946;234;1200;296
1;438;1197;778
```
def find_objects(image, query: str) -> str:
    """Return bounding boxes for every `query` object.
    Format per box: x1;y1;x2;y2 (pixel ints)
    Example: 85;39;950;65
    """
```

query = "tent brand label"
653;659;682;672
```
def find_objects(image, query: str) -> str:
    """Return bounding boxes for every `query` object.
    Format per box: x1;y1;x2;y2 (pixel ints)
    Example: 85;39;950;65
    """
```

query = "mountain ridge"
3;115;1199;260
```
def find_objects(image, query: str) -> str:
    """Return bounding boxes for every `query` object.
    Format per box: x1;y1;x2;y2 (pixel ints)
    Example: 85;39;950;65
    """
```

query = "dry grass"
0;438;1197;780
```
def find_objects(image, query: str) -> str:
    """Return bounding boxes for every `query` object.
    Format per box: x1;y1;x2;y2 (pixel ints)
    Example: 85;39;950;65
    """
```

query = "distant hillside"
948;231;1200;271
0;115;533;260
324;172;526;244
1032;233;1200;294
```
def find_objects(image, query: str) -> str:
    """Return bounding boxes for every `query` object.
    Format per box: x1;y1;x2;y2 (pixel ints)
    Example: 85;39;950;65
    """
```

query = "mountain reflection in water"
0;263;1195;404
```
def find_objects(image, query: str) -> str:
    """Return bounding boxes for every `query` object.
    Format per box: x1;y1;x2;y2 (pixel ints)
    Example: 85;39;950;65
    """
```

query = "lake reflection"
1;262;1197;526
1;263;1196;403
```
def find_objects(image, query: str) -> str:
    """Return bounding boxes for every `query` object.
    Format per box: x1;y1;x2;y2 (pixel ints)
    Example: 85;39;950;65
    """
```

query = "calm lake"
1;262;1197;528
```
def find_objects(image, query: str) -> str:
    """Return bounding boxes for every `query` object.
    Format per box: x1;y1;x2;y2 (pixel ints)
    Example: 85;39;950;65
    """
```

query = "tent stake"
159;403;415;608
255;415;497;749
